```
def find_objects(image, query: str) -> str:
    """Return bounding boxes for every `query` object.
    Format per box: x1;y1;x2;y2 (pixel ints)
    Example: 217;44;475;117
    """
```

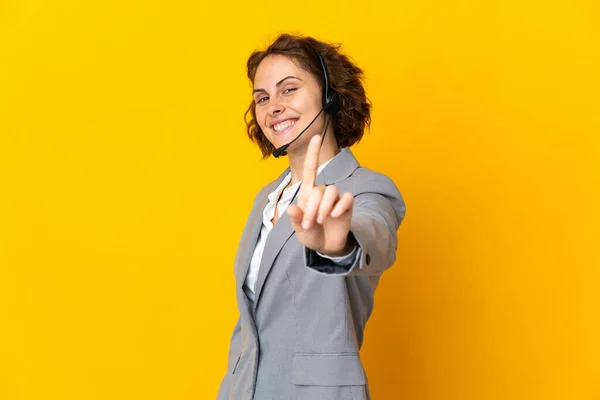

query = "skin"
252;54;357;257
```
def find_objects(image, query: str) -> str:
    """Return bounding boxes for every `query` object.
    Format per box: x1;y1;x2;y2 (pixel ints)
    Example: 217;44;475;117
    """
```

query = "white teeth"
273;119;296;132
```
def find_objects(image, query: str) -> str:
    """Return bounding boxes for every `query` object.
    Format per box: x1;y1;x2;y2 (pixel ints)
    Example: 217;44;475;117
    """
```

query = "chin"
270;129;296;147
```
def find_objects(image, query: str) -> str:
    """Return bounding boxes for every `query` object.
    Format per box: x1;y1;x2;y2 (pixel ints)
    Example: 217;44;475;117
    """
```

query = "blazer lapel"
235;168;291;289
252;197;296;310
234;190;267;284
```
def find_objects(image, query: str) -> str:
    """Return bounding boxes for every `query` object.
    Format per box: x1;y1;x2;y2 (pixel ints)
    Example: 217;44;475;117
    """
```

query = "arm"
305;191;405;276
288;135;406;276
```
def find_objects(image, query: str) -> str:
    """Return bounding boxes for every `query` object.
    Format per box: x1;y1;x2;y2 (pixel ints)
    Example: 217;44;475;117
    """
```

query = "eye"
283;87;297;94
256;95;269;104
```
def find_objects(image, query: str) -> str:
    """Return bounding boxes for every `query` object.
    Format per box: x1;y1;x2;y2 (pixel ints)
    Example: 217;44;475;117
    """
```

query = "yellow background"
1;1;598;399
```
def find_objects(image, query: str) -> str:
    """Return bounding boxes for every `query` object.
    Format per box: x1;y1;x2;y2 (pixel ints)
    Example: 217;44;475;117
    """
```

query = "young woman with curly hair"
217;33;406;400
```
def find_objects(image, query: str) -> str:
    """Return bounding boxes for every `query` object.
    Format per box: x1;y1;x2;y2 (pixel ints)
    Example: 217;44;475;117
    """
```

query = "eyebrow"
252;76;302;94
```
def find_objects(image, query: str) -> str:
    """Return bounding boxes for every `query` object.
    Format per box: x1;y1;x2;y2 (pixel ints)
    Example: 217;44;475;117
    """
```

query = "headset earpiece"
315;52;339;115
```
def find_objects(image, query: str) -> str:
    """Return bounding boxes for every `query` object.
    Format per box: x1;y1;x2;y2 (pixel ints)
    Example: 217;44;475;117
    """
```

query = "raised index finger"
301;135;322;190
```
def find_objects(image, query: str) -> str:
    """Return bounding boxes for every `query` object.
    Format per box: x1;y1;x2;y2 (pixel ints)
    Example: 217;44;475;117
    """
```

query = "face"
252;54;326;154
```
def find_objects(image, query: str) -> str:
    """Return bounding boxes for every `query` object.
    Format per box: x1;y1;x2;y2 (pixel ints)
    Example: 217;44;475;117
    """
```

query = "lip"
270;118;299;135
269;117;298;128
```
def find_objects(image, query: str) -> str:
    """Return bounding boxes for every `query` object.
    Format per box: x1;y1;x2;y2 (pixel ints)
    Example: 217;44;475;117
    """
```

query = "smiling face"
252;54;327;155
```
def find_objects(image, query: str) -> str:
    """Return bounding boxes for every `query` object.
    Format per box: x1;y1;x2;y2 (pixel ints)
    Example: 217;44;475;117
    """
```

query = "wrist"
321;233;357;257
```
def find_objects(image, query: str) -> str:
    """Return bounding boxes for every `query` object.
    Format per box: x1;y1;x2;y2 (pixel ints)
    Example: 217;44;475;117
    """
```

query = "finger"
317;185;339;224
331;192;354;218
287;204;305;229
302;186;324;230
301;135;322;192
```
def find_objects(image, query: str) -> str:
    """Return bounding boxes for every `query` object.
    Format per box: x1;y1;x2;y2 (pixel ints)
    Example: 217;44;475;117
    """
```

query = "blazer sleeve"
216;316;242;400
303;176;406;276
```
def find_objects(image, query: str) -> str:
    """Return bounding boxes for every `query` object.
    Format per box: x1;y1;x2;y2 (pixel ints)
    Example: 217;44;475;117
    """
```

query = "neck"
287;126;339;186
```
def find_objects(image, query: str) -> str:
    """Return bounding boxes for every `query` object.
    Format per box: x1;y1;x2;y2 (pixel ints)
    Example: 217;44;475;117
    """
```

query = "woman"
217;33;406;400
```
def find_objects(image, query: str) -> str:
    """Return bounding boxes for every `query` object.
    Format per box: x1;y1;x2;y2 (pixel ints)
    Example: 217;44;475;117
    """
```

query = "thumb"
287;204;305;231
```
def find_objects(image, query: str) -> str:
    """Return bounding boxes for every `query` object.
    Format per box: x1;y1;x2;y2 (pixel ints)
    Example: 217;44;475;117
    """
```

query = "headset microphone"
272;51;338;159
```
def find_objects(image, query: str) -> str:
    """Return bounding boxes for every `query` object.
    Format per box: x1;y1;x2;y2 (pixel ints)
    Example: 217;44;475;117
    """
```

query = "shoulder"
338;166;407;221
343;166;402;198
252;184;271;205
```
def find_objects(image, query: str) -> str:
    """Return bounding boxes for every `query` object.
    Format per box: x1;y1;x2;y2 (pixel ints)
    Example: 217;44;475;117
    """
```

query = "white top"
243;158;357;300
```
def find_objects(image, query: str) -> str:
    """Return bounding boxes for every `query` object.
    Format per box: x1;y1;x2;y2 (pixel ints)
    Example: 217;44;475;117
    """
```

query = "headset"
272;51;338;158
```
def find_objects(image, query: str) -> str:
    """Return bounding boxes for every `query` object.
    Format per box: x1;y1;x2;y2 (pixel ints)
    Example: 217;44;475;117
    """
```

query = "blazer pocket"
232;352;242;374
292;352;366;386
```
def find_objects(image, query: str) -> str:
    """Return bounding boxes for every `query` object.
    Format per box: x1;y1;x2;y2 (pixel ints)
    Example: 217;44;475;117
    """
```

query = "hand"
287;135;355;256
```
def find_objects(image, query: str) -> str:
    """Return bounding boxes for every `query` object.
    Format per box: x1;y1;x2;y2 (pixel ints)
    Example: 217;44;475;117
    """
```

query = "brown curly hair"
244;33;371;159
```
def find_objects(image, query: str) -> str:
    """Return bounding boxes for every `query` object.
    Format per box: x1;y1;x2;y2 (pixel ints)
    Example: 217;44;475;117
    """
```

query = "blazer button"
366;254;371;265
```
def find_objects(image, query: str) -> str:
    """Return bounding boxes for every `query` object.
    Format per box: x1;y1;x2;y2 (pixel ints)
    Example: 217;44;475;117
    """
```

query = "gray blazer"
217;147;406;400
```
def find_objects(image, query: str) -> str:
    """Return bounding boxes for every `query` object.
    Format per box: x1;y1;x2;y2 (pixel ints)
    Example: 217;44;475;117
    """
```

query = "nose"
268;102;285;116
